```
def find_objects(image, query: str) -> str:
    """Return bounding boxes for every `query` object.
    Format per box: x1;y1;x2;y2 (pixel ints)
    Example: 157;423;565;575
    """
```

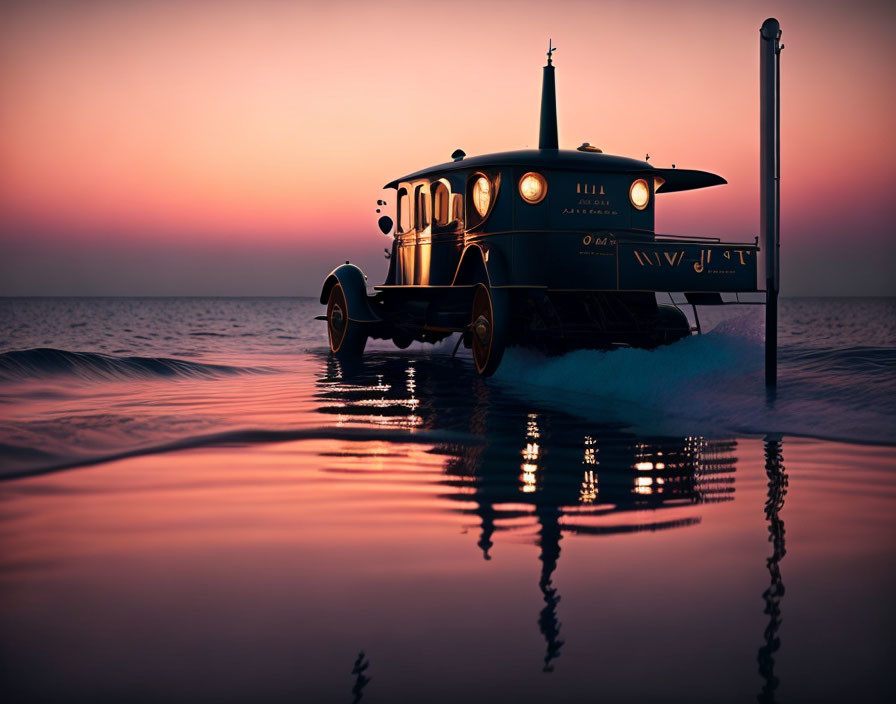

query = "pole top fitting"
760;18;781;41
546;39;557;66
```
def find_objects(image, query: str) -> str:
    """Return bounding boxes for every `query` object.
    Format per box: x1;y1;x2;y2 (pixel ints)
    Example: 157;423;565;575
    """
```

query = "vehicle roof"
383;148;725;193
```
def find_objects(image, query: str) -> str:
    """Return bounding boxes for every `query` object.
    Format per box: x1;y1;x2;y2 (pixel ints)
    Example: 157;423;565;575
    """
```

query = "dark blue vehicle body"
320;50;760;375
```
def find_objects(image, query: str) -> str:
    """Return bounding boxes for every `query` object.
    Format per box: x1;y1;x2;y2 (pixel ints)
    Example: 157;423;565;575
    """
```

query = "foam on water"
493;306;896;444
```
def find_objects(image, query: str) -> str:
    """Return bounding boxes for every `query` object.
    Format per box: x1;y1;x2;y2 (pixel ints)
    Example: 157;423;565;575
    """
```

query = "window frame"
396;187;411;234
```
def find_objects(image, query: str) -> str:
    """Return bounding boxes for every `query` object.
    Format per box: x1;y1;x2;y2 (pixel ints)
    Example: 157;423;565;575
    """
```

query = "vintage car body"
320;45;764;376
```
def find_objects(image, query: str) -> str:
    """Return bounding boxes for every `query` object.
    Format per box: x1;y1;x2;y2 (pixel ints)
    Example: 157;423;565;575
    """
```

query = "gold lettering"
694;249;705;273
576;183;607;197
582;235;592;245
735;249;746;265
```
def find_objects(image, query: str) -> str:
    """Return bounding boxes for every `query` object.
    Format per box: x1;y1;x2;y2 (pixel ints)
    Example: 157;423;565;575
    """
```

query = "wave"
780;346;896;378
0;348;263;382
0;426;479;482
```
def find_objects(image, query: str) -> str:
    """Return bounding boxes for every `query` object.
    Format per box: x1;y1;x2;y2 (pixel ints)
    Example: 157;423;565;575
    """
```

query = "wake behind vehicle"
321;33;781;379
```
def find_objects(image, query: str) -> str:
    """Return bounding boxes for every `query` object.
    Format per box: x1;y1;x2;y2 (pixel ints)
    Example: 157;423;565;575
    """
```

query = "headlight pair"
478;173;651;212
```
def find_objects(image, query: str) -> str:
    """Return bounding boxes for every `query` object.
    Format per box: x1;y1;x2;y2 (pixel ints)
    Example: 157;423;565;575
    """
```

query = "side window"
397;188;410;233
432;182;450;227
450;193;464;229
415;185;430;231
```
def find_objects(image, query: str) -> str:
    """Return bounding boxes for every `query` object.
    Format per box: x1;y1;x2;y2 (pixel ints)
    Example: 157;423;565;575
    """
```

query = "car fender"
452;244;510;288
319;264;380;323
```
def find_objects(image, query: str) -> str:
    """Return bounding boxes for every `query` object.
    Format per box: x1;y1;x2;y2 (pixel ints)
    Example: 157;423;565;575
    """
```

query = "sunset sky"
1;0;894;296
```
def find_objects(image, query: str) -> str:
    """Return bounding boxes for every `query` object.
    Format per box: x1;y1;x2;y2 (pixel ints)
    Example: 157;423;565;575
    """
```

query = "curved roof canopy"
383;149;726;193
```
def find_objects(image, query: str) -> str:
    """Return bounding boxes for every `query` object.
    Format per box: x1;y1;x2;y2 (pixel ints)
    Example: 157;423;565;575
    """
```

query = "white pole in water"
760;18;782;387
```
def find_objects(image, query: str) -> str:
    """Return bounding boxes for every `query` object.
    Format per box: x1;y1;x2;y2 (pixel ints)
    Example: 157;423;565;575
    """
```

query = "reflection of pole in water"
757;437;787;704
536;504;563;672
351;650;370;703
476;500;496;560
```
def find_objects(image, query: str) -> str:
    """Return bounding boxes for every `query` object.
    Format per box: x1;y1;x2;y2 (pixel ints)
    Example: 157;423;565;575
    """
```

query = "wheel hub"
331;304;345;333
473;315;491;345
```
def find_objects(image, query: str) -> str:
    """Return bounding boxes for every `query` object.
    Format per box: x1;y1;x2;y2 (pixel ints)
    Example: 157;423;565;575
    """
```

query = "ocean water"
0;297;894;702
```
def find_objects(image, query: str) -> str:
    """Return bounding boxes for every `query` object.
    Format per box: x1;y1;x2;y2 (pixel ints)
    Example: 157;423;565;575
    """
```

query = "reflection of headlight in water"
527;416;540;439
634;476;654;495
580;469;598;503
521;463;538;493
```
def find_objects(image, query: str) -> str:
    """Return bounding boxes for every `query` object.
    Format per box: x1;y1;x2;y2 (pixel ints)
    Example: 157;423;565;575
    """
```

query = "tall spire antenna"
539;40;559;149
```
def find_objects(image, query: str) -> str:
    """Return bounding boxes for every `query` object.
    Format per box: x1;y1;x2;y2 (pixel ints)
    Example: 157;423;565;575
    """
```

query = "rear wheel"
471;284;509;376
392;332;413;350
654;304;692;345
327;284;367;360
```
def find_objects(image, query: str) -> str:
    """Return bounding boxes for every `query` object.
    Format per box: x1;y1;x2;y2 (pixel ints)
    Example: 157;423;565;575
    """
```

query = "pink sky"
1;0;894;295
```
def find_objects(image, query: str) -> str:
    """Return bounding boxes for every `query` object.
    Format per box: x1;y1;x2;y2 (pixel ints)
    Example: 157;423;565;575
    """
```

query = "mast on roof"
539;40;559;150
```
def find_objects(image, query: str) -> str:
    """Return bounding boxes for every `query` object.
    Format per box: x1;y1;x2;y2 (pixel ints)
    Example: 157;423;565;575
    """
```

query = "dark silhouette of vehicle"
320;43;762;376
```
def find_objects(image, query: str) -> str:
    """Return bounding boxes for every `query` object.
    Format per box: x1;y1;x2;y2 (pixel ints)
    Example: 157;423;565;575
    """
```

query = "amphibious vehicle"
320;38;778;377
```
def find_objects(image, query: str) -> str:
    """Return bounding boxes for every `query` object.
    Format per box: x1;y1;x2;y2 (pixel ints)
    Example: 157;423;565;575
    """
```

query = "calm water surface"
0;297;894;702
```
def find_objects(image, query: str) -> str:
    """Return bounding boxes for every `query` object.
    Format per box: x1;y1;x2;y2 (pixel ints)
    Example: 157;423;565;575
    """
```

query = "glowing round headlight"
630;179;650;210
472;176;491;217
519;172;547;204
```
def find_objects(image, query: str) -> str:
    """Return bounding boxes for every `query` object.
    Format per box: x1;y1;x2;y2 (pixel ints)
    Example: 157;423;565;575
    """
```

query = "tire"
471;283;509;377
655;304;691;345
327;283;367;360
392;333;413;350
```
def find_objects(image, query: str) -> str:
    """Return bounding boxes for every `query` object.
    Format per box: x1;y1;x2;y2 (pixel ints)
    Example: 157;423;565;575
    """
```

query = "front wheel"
471;284;509;377
327;283;367;360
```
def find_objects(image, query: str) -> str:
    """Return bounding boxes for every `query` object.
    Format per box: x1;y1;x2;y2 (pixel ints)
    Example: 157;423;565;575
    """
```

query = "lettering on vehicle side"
578;233;617;256
581;234;616;247
630;246;755;273
563;208;618;216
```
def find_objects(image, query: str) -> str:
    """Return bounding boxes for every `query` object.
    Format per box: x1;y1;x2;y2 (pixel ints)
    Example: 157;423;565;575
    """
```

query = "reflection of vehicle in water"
446;414;738;673
318;355;788;684
319;43;767;376
316;355;738;671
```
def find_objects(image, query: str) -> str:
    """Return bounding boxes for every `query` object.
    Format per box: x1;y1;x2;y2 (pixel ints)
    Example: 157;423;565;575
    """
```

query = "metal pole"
760;18;781;387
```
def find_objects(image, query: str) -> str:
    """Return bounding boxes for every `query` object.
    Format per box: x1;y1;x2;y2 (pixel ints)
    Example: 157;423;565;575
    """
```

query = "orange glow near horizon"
1;0;894;295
